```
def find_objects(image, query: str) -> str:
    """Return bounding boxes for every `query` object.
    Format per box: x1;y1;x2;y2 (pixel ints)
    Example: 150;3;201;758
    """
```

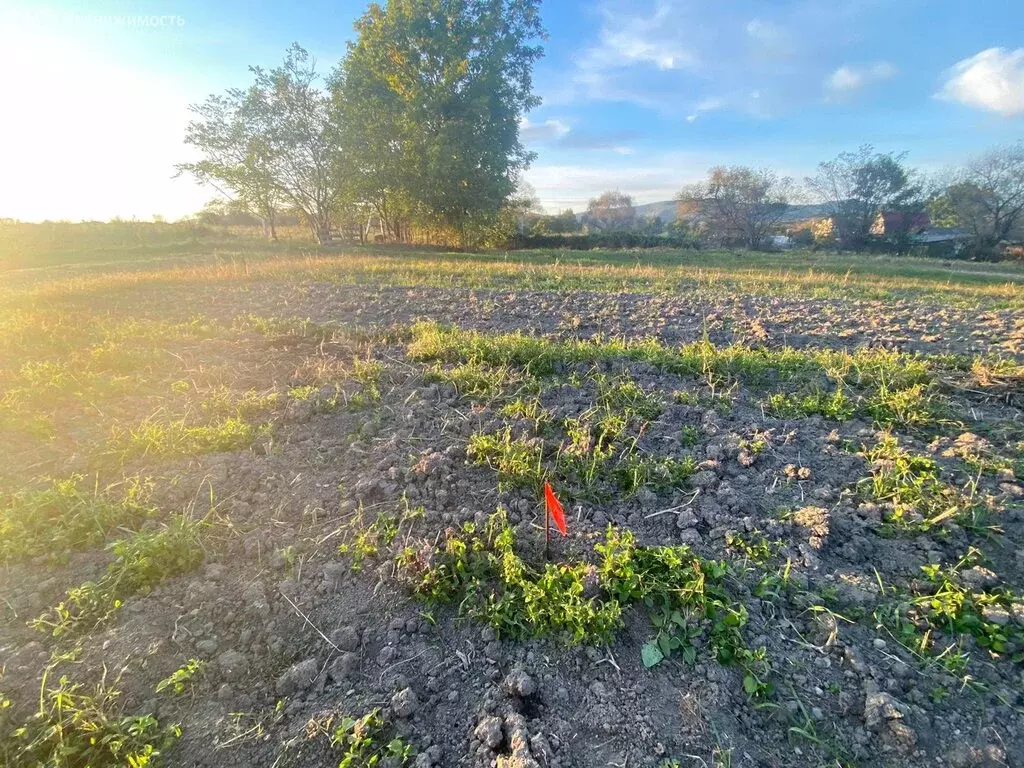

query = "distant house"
870;211;931;236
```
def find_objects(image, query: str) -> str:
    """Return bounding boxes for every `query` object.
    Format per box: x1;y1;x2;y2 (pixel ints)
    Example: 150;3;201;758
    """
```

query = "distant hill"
577;200;833;225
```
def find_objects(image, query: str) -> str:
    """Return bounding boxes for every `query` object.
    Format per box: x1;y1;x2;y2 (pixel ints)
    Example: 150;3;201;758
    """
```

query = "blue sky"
1;0;1022;220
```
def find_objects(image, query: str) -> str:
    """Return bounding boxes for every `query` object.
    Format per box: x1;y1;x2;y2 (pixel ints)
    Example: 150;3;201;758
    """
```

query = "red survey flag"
544;481;568;536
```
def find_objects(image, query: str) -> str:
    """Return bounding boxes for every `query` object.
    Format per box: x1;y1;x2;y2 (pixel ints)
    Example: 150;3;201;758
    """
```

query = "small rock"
332;626;361;651
323;561;347;591
276;658;320;696
195;639;219;657
391;687;419;719
960;566;999;590
690;470;718;490
484;640;502;662
981;605;1010;626
475;715;505;749
502;669;536;698
217;650;248;681
863;691;906;730
330;652;359;683
675;508;698;528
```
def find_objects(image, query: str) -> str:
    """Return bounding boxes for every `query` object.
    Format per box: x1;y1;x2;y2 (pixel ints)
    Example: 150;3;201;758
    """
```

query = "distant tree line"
177;0;545;248
523;144;1024;260
175;0;1022;260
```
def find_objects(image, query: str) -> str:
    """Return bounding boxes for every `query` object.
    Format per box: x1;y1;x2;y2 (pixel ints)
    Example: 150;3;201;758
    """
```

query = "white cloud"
745;19;780;42
592;2;697;71
554;0;884;119
937;47;1024;116
824;61;895;98
567;0;700;107
686;97;725;122
519;118;571;143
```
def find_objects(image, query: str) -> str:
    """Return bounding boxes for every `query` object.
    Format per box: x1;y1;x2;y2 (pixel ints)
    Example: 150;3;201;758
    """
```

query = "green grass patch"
400;512;772;698
876;549;1024;668
330;709;414;767
0;671;180;768
32;513;206;637
423;360;533;400
860;435;991;533
0;475;156;565
108;416;268;459
410;322;958;433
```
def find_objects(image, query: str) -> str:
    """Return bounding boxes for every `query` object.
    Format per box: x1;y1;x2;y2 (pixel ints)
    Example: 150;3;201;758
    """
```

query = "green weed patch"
0;475;156;565
0;671;179;768
400;512;772;697
860;435;991;533
32;514;206;636
108;416;268;459
876;549;1024;668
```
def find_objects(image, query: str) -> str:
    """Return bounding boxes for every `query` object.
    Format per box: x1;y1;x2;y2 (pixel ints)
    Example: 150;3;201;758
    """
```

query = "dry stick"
279;590;342;654
644;488;701;518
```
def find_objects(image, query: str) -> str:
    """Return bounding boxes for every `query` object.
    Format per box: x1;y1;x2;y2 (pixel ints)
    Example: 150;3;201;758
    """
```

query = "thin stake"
544;500;550;561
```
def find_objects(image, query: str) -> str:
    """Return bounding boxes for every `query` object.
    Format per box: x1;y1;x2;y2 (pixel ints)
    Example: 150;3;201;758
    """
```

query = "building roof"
876;211;931;233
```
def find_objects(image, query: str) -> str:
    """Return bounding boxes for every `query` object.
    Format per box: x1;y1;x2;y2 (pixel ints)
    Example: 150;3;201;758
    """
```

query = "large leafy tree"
177;87;282;239
806;145;920;249
336;0;545;245
180;45;345;245
250;45;346;244
677;166;793;249
929;143;1024;254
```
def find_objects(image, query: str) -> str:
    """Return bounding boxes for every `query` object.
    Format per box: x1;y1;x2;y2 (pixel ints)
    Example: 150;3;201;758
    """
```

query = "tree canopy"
677;166;793;250
806;145;920;248
179;1;546;247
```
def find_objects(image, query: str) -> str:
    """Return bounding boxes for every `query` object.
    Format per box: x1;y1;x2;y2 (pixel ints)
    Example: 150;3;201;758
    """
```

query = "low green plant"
337;506;403;573
108;417;267;459
1;670;179;768
402;513;772;698
156;659;206;697
499;395;547;422
725;531;776;565
405;512;622;643
864;382;945;430
875;548;1024;668
331;708;413;767
680;425;700;447
674;390;700;406
200;388;279;419
764;387;854;421
350;358;383;406
0;475;156;564
423;360;529;400
599;527;773;698
32;514;206;636
861;435;989;532
467;428;544;490
613;454;697;495
595;373;663;421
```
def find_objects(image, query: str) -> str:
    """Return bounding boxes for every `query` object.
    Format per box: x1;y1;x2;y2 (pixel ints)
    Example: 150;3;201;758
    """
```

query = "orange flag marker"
544;481;568;536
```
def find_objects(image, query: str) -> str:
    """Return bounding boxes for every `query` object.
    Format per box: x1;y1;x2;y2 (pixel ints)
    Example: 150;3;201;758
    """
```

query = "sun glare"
0;14;204;222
